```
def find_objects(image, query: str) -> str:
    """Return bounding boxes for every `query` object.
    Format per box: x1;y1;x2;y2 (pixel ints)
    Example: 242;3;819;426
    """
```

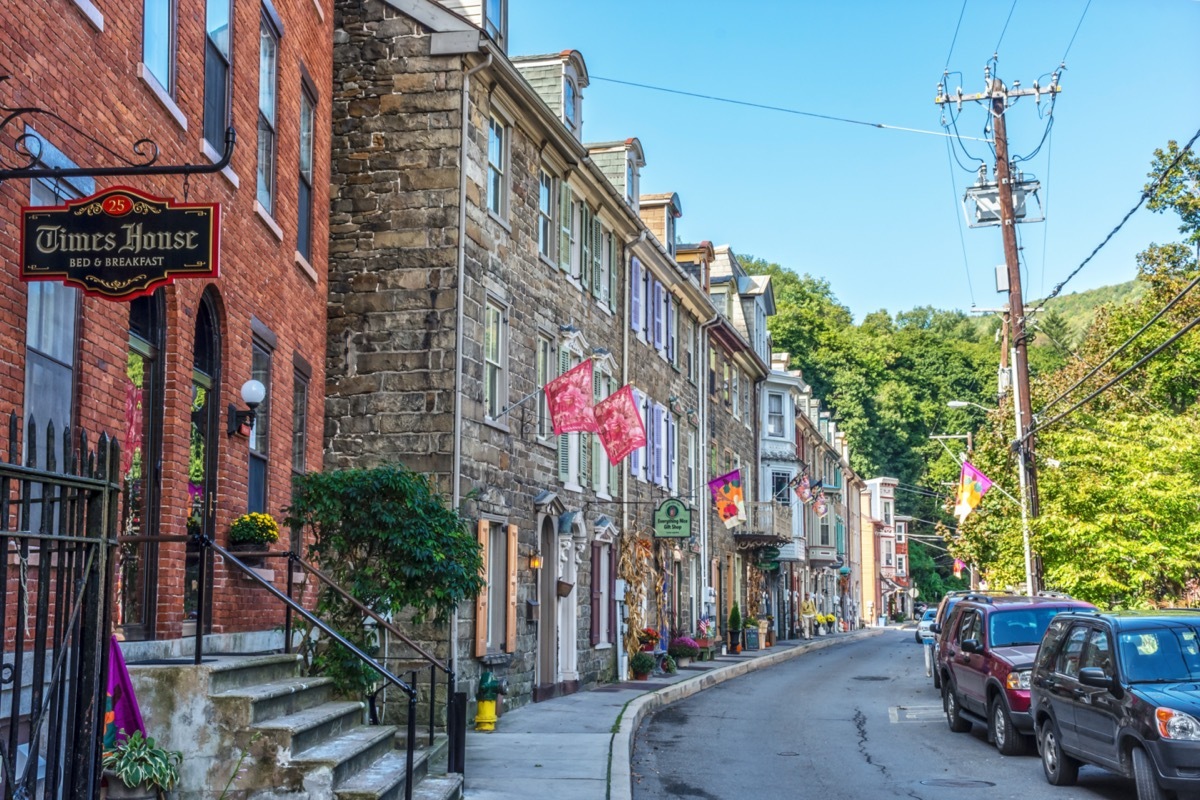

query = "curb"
608;627;887;800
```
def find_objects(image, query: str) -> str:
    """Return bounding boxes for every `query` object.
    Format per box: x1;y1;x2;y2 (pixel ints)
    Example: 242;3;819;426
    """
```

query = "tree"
1146;139;1200;245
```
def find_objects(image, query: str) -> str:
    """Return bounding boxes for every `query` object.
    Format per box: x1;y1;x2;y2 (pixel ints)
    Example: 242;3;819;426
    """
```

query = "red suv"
937;593;1095;755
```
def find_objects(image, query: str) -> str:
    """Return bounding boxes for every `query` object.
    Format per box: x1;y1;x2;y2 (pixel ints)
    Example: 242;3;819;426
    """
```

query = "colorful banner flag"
794;473;812;503
708;469;746;529
814;491;828;517
954;461;993;523
953;558;965;579
544;359;598;435
104;635;146;752
594;385;646;464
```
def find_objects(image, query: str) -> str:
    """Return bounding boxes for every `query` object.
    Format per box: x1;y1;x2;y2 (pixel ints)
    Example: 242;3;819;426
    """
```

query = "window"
687;430;697;496
652;280;665;354
536;334;552;438
203;0;232;149
625;159;635;203
475;520;516;656
257;11;280;214
772;471;789;502
629;388;644;480
667;297;678;366
591;220;607;304
883;499;893;527
882;537;893;565
537;170;554;261
821;514;832;547
483;301;506;419
483;0;504;42
248;340;272;513
768;393;784;437
685;318;695;383
297;84;316;261
665;212;675;257
897;555;906;576
606;231;617;312
732;371;739;418
743;378;751;427
1056;626;1089;678
291;365;309;475
895;523;905;544
708;349;717;396
143;0;176;94
563;78;577;132
486;115;507;217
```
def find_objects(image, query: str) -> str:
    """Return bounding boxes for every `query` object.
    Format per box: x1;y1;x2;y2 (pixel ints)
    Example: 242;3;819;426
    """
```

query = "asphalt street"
631;627;1141;800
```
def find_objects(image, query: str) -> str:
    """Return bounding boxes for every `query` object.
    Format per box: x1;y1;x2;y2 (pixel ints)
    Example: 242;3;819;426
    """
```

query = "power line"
1061;0;1092;64
1037;324;1163;415
944;134;976;305
994;0;1019;55
590;76;991;142
1032;125;1200;312
945;0;969;70
1038;272;1200;415
1028;313;1200;441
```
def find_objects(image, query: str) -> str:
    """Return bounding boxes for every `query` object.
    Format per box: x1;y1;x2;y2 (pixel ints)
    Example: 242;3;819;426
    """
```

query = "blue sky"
510;1;1200;321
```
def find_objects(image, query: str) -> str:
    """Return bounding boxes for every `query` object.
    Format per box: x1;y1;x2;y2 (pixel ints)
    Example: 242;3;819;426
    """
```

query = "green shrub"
630;652;655;675
728;602;741;632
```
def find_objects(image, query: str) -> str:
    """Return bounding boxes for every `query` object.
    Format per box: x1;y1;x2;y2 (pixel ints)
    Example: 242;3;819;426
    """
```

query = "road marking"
888;705;943;723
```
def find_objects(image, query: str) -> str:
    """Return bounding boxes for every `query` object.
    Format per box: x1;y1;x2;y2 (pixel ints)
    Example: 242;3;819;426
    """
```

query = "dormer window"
665;213;676;257
564;78;578;132
484;0;505;43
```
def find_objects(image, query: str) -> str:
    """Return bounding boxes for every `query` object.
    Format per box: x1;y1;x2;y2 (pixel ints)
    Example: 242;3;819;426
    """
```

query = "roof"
639;192;682;216
1059;609;1200;630
510;50;590;85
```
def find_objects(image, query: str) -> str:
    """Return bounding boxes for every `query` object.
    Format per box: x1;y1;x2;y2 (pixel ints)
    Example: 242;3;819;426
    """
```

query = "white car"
914;607;937;643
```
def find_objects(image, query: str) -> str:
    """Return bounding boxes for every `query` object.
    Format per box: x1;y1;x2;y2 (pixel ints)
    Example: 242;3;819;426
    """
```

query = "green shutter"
559;184;572;273
609;237;618;312
580;204;591;289
591;218;603;299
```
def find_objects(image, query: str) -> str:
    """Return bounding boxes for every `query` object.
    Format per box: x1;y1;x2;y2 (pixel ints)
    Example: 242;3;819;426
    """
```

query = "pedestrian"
801;595;817;640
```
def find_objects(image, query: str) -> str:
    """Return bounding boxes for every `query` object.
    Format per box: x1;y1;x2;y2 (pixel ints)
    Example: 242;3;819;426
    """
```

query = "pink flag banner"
953;559;965;579
954;461;994;524
814;491;828;517
544;359;598;435
594;385;646;464
795;475;812;504
708;469;746;529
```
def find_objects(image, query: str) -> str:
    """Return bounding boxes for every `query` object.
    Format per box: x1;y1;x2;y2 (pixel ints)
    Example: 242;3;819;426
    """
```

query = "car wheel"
915;630;921;644
943;682;971;733
990;696;1028;756
1039;720;1079;786
933;664;942;689
1131;746;1167;800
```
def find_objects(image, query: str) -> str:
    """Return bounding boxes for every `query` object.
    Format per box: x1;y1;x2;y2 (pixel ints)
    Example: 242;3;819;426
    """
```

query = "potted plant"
667;636;700;668
228;512;279;567
661;654;677;674
727;603;742;654
103;730;183;800
695;617;714;649
637;627;660;652
630;651;655;680
744;617;760;650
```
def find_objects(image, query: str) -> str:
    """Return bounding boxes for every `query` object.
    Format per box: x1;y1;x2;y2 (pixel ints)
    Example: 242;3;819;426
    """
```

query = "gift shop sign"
653;498;692;539
21;186;219;300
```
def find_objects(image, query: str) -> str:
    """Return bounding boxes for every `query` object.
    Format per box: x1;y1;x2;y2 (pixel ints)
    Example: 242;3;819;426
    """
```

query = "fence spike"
8;411;17;464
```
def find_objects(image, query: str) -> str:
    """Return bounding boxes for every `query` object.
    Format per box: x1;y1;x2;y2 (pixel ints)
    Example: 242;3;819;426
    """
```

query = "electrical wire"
1032;126;1200;312
994;0;1019;55
1061;0;1092;64
1028;313;1200;441
945;0;969;71
590;76;991;142
1037;324;1163;414
944;134;976;305
1039;125;1054;297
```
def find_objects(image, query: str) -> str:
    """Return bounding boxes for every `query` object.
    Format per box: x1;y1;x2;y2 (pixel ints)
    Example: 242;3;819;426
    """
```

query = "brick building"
0;0;332;647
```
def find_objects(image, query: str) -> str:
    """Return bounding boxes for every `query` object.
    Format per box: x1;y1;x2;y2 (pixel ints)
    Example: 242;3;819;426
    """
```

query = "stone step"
253;700;365;757
410;775;463;800
212;675;337;725
333;749;437;800
291;724;399;788
207;653;303;694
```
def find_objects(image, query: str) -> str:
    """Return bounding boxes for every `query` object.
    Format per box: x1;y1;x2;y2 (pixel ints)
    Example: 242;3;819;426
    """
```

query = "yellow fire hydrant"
474;671;508;731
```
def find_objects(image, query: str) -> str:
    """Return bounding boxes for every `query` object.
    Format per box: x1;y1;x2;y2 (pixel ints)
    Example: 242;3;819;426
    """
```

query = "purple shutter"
643;267;652;335
590;544;601;646
667;414;676;492
630;258;642;334
607;546;618;643
652;405;665;485
630;389;642;477
666;299;675;362
652;282;663;350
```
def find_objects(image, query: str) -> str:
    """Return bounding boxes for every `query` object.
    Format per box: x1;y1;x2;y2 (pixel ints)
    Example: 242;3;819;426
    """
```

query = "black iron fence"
0;414;120;800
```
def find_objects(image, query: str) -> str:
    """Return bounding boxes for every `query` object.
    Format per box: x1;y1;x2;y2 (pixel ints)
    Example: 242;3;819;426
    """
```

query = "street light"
946;400;995;412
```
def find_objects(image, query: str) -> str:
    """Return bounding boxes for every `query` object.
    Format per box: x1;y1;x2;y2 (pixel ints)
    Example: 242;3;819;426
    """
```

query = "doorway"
184;293;220;634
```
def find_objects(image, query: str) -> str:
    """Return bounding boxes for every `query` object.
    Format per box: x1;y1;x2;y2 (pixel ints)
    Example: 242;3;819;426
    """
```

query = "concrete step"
411;775;463;800
394;731;449;775
207;653;303;694
253;700;365;757
212;675;337;725
291;724;398;788
333;748;437;800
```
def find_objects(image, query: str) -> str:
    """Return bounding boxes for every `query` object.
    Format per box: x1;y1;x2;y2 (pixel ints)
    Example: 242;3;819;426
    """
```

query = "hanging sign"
20;186;220;301
653;498;692;539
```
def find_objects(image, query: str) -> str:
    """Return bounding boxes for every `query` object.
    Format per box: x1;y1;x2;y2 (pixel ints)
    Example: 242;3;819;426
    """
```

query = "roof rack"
1037;590;1074;599
963;593;996;604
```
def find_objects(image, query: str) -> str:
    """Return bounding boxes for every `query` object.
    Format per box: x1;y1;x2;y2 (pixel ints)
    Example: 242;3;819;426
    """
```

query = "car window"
959;609;982;643
1056;625;1089;678
1118;626;1200;683
923;609;937;622
990;607;1083;647
1080;628;1113;677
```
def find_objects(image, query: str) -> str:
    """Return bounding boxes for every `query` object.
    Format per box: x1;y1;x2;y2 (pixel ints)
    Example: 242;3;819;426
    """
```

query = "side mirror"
931;623;942;634
1078;667;1115;691
961;638;982;654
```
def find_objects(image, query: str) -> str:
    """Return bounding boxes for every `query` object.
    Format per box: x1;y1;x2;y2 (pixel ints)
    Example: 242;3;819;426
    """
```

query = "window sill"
540;254;557;271
562;481;583;493
310;0;325;22
294;251;318;283
201;139;240;188
483;417;511;434
596;492;612;502
594;642;613;651
138;63;187;132
254;200;284;241
72;0;104;30
487;208;512;233
594;299;614;317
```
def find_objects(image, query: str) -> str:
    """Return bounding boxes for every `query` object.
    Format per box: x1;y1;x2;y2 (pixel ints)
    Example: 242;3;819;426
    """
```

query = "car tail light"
1006;670;1031;691
1156;708;1200;740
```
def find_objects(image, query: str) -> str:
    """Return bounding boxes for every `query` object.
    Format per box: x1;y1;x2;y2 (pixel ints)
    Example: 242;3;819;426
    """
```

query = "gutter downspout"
696;312;721;627
451;51;492;683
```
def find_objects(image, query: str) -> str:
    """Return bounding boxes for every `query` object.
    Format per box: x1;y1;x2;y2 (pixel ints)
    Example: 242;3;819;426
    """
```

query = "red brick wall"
0;0;331;641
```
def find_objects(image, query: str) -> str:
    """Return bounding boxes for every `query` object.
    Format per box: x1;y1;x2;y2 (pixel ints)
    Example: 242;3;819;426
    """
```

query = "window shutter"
558;184;573;272
652;281;663;351
592;371;603;490
592;219;603;299
667;414;676;492
589;543;601;646
630;258;642;334
609;455;619;498
581;425;591;486
558;349;571;483
580;204;591;289
652;405;664;485
608;238;619;312
607;546;618;643
667;299;676;364
475;519;489;657
630;389;642;479
506;523;518;654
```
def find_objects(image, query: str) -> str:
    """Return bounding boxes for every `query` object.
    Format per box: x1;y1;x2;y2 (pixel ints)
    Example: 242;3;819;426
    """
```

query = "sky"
509;1;1200;322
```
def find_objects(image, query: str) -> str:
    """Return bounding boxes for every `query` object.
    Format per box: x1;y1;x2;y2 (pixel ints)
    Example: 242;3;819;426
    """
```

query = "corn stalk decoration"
619;526;655;660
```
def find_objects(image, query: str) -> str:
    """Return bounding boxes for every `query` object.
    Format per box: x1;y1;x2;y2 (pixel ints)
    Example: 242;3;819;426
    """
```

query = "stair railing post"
193;534;208;665
284;551;295;654
449;688;466;775
428;663;436;747
405;690;417;800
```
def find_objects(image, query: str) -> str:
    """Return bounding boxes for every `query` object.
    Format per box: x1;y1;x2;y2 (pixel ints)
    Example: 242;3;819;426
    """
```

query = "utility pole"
937;66;1061;594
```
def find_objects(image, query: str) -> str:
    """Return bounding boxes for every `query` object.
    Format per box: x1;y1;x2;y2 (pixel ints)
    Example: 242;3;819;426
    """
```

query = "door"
1047;624;1090;751
185;295;220;633
535;515;557;693
950;609;988;714
1075;626;1121;768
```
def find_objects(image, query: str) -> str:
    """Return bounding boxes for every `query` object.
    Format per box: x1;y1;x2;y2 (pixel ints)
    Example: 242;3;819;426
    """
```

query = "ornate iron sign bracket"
1;76;236;183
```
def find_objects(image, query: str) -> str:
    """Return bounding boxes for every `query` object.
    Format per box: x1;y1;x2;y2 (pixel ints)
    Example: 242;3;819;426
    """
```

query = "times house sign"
20;186;220;300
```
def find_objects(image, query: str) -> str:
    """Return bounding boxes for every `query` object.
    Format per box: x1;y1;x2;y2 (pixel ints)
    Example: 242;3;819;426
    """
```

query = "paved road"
632;628;1139;800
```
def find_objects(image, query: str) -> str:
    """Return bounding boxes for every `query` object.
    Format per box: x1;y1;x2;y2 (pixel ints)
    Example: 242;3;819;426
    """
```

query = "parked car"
938;593;1096;755
930;590;972;688
916;607;937;643
1031;610;1200;800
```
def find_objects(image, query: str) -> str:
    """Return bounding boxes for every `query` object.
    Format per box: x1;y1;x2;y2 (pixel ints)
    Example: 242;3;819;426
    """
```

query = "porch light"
529;551;544;570
227;379;266;437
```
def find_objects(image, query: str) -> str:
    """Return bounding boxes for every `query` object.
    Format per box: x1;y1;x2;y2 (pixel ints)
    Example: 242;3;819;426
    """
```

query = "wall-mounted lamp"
672;546;683;563
227;379;267;437
529;551;544;570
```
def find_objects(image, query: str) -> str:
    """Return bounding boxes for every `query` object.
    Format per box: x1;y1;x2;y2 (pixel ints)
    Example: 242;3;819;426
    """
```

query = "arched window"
185;290;222;632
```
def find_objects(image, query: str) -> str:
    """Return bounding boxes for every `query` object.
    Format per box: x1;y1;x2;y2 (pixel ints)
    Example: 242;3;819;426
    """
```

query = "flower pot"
675;656;691;668
639;643;655;652
555;579;574;598
633;672;649;681
229;542;266;568
103;772;158;800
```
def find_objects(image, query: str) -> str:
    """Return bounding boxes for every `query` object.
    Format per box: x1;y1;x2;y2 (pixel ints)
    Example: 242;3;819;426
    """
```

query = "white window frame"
483;300;508;422
897;554;906;576
256;9;281;215
486;113;509;220
483;0;506;44
536;333;553;439
143;0;177;96
537;169;555;262
767;392;785;438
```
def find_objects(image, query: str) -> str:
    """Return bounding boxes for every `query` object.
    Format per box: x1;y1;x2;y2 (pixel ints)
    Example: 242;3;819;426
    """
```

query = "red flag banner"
794;473;812;504
544;359;598;434
594;385;646;464
708;469;746;529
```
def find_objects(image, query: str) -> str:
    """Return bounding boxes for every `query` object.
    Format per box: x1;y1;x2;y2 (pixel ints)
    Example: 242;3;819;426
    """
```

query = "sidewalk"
462;627;884;799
